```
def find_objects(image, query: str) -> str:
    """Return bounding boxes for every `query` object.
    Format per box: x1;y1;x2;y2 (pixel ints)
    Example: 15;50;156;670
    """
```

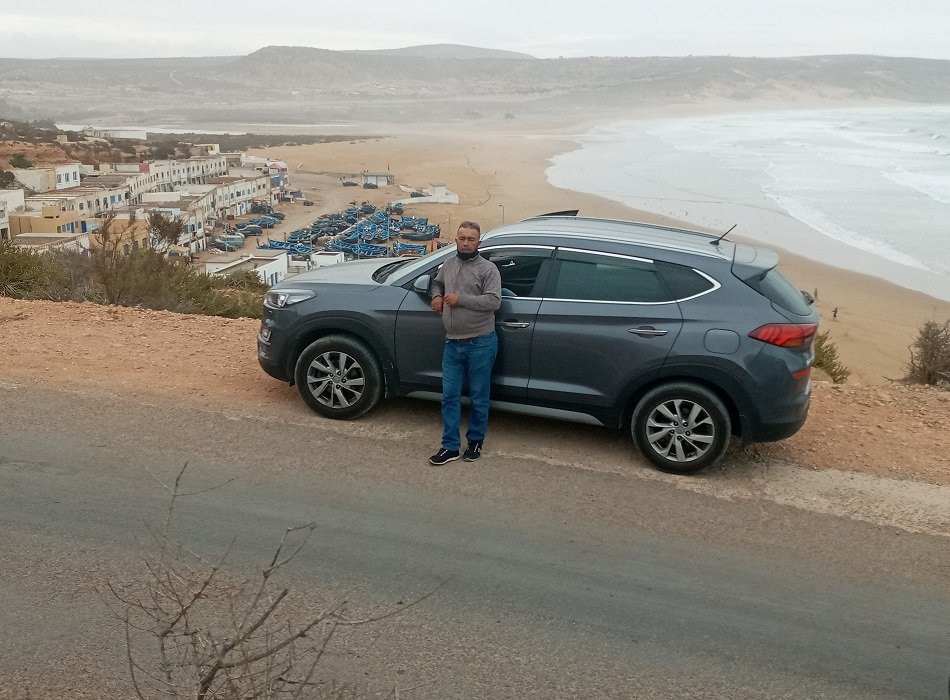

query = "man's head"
456;221;481;255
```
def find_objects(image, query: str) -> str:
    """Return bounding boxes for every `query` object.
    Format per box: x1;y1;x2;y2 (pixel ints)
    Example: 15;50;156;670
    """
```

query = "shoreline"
248;106;950;385
546;109;950;303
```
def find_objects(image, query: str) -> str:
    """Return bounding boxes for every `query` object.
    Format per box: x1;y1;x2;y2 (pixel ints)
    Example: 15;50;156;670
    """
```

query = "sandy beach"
250;111;950;386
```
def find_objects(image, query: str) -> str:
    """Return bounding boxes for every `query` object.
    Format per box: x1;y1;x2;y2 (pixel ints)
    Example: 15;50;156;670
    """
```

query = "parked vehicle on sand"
217;235;245;248
258;213;818;474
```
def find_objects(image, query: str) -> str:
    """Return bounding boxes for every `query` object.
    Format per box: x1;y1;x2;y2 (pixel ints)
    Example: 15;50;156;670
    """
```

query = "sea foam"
547;105;950;299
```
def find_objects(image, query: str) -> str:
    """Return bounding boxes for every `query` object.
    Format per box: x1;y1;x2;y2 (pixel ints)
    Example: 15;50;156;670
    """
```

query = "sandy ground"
242;116;950;387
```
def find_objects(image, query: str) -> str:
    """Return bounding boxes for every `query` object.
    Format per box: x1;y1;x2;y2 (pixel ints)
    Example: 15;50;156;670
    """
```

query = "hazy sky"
3;0;949;60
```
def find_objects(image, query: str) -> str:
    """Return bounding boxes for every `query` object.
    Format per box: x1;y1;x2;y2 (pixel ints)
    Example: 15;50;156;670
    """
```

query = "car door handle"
502;321;531;329
629;326;669;336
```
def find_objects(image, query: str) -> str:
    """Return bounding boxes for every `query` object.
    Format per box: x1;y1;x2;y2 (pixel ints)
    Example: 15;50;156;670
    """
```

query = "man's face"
456;226;480;254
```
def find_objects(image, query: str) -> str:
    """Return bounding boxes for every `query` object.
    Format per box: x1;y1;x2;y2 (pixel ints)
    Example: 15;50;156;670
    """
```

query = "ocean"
547;106;950;301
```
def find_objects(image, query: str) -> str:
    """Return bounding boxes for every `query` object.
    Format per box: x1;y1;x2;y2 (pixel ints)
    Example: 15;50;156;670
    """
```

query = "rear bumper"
740;393;810;444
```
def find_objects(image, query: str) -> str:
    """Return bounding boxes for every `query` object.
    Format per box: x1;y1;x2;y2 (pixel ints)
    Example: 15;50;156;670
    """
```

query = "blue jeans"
441;332;498;451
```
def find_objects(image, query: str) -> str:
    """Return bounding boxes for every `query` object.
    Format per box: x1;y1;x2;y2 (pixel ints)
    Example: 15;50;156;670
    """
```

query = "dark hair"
458;220;481;234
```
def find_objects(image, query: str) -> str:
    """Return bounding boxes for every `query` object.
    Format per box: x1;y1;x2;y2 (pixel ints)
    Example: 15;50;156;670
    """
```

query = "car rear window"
741;268;812;315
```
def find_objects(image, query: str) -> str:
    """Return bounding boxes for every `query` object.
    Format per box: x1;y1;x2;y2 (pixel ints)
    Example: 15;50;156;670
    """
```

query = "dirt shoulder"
3;297;948;488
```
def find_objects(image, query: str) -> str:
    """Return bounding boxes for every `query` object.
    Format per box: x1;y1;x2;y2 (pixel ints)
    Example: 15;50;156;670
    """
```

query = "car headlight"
264;288;316;308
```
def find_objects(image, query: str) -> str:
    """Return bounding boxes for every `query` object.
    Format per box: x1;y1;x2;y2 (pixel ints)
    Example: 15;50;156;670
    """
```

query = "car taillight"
748;323;818;348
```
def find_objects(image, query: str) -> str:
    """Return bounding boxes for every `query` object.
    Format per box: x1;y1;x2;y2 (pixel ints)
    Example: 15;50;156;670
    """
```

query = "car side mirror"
413;274;432;297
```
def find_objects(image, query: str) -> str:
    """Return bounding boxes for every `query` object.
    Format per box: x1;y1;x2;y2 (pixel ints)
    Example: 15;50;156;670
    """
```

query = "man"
428;221;502;466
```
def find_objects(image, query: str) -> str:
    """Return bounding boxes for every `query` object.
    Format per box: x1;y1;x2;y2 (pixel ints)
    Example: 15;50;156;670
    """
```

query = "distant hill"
344;44;534;60
1;46;948;126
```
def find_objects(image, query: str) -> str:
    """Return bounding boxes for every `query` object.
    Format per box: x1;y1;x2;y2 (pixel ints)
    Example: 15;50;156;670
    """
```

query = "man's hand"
443;293;460;307
431;295;444;313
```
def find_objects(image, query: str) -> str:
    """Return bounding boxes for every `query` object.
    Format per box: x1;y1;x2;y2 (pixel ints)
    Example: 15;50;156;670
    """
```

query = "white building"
0;189;26;241
140;191;215;253
11;163;82;192
362;172;396;187
197;173;272;220
25;184;129;218
392;183;459;206
205;249;288;286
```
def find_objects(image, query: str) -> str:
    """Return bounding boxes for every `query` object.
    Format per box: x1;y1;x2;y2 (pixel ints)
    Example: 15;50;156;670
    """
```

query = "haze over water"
548;106;950;301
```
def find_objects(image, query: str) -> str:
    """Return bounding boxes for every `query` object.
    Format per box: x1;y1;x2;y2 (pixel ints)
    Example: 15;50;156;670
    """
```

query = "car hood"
279;257;400;287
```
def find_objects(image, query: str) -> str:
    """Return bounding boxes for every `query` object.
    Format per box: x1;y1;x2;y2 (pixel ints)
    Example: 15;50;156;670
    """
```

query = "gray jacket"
431;254;501;339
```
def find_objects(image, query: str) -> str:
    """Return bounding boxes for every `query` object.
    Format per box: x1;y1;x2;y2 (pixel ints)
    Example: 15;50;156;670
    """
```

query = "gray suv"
258;215;819;473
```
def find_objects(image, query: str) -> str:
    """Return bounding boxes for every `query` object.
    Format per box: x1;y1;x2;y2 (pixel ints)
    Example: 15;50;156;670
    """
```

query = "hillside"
1;47;949;125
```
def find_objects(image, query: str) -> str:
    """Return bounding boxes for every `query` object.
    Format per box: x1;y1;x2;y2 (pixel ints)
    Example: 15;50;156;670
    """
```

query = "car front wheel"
631;382;731;474
294;335;383;420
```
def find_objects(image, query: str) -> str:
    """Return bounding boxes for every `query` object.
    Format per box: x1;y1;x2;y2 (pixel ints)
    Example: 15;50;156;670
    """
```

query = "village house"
9;205;92;253
185;172;271;221
361;171;396;188
87;210;151;256
80;167;150;205
151;154;229;189
139;191;214;253
11;162;82;192
204;249;288;286
0;189;26;241
10;204;86;236
23;184;129;218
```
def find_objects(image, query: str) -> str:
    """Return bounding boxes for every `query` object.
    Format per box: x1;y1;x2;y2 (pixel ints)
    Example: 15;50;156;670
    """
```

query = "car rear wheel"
294;335;383;420
631;382;731;474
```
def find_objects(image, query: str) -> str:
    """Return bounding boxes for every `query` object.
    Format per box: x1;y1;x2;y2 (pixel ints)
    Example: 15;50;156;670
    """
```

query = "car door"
393;245;553;399
527;248;684;411
479;245;553;397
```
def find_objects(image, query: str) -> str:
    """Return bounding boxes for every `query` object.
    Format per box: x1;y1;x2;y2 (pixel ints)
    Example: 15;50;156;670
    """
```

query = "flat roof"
13;234;79;245
27;184;126;199
208;175;265;184
81;174;138;186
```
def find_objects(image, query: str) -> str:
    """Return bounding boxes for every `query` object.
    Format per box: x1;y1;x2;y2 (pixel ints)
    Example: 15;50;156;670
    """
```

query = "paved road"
1;383;948;698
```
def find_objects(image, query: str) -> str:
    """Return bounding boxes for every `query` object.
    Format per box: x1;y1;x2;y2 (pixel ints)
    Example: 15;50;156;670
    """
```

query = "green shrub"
0;241;71;300
813;330;851;384
10;153;33;168
904;319;950;385
0;238;264;319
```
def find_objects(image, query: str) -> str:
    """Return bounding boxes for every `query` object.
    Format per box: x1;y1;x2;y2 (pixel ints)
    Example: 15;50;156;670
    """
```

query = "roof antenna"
710;224;736;246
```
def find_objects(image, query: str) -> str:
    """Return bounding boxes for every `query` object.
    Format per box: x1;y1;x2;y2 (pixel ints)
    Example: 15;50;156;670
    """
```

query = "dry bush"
101;465;442;700
904;319;950;386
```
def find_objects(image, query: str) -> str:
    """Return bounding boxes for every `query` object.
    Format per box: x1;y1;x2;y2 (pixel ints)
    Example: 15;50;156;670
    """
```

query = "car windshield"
372;259;414;283
382;245;457;283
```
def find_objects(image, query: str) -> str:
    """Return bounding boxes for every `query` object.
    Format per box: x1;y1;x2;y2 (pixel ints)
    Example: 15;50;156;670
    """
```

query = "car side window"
550;250;667;303
654;261;716;300
481;247;553;298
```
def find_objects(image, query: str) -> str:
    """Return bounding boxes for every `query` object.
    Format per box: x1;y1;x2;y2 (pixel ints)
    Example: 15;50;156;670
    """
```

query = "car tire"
631;382;731;474
294;335;383;420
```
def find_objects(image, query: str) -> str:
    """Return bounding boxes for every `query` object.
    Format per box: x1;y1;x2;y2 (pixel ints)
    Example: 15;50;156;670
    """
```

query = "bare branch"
339;578;451;626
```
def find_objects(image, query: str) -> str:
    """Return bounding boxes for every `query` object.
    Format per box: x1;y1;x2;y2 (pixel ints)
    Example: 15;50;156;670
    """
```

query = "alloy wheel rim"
307;351;365;409
645;398;716;463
